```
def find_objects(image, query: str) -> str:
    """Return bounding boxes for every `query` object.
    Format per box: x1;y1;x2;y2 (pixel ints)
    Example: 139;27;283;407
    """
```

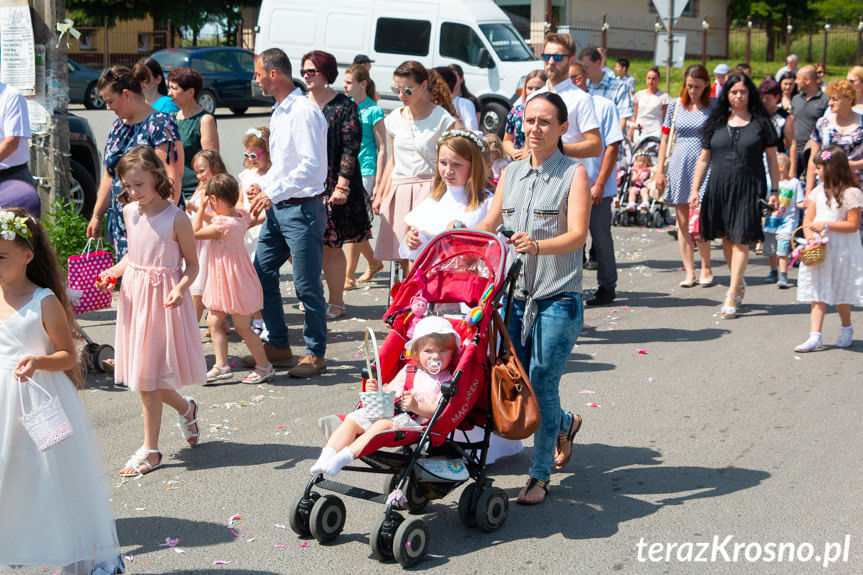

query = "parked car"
255;0;540;135
67;59;105;109
149;47;274;115
68;113;101;217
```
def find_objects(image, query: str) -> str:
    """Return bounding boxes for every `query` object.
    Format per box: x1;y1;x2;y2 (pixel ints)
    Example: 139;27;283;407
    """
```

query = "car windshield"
151;50;188;71
479;23;536;62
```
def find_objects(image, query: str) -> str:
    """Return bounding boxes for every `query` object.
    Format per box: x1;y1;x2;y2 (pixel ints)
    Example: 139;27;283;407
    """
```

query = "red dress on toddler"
202;209;263;315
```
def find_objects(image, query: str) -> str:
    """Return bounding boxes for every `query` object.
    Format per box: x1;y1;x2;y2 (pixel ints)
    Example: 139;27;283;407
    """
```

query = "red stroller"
289;229;521;567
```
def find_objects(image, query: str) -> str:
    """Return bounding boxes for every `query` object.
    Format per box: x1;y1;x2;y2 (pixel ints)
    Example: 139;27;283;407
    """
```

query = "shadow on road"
578;325;729;345
171;441;319;472
117;516;235;553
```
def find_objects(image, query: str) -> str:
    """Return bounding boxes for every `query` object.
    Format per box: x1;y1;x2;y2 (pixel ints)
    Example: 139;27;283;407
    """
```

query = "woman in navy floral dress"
303;50;372;320
85;65;183;257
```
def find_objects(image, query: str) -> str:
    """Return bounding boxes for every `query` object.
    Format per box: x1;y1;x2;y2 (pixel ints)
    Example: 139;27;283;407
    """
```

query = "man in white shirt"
529;33;602;172
775;54;799;81
0;81;40;218
246;48;329;378
571;64;622;306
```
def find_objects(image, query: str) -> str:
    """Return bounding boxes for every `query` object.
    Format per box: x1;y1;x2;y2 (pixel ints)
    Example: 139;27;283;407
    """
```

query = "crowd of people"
1;34;863;571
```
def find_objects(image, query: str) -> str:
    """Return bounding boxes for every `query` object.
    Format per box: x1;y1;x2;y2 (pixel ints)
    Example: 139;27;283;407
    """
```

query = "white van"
254;0;541;135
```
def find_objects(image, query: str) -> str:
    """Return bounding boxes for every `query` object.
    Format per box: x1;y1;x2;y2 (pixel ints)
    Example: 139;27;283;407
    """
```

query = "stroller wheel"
474;487;509;532
289;491;320;537
384;474;429;514
612;211;621;226
309;495;346;544
371;512;403;561
457;484;478;528
393;517;431;567
651;210;664;228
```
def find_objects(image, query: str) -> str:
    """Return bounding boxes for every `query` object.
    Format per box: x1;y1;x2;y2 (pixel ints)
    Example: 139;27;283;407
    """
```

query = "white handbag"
18;376;74;452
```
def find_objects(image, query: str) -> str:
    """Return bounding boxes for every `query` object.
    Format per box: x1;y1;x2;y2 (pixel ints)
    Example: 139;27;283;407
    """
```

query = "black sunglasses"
301;69;319;77
541;54;567;63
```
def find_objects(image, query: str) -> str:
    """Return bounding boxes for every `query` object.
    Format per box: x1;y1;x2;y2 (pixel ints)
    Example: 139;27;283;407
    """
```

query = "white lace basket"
18;376;74;452
359;390;396;421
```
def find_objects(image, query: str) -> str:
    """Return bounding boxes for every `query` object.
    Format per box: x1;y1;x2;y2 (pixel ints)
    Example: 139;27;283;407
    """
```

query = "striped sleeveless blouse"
501;149;585;344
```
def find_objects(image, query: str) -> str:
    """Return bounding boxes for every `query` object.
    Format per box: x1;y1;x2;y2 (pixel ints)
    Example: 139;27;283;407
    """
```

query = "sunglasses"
301;69;319;77
541;53;567;63
243;151;266;159
391;86;415;96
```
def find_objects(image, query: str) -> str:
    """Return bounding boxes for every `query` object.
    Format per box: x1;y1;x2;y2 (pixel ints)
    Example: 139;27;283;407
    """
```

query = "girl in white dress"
0;208;123;574
795;147;863;352
400;130;494;260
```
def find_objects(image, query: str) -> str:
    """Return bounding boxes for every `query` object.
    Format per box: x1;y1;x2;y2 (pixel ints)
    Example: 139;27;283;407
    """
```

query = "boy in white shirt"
763;153;805;288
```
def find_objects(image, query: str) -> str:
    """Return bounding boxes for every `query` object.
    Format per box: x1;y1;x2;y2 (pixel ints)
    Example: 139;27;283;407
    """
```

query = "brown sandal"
357;262;384;283
516;477;549;505
554;413;582;470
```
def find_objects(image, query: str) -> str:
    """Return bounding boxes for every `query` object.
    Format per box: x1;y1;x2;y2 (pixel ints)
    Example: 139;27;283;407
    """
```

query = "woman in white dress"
630;67;670;145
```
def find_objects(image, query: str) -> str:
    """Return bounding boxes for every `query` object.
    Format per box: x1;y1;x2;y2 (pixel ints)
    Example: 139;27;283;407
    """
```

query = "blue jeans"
254;199;327;357
505;292;583;482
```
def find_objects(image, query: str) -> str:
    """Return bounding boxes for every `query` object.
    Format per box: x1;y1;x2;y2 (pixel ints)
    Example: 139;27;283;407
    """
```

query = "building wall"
67;16;159;56
510;0;728;58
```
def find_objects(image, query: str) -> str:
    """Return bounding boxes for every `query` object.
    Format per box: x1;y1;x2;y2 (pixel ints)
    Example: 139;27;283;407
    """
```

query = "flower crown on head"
245;128;263;139
0;210;32;248
821;150;832;162
438;129;486;152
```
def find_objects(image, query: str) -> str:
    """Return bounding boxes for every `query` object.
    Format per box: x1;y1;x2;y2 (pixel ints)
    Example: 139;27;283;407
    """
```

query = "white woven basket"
359;390;396;420
18;377;74;452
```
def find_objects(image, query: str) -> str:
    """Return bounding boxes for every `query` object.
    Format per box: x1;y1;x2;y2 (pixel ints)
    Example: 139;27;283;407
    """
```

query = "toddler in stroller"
309;316;460;477
290;230;513;567
626;151;655;212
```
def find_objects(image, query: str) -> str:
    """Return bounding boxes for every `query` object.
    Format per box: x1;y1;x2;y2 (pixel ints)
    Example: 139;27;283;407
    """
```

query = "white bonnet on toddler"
404;316;459;352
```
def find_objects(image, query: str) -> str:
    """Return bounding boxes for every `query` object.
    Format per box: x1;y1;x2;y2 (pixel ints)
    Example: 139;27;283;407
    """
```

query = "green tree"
810;0;862;24
730;0;815;61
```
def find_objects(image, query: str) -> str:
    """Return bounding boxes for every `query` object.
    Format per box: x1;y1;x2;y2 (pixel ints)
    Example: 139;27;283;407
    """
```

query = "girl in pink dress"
98;146;206;477
193;174;272;384
185;149;227;322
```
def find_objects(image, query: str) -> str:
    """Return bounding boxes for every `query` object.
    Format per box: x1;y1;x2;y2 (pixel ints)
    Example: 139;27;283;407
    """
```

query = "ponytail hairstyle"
432;131;489;211
813;146;858;208
241;127;272;170
525;92;568;154
1;208;82;387
449;63;480;110
191;148;227;178
346;64;378;102
97;65;143;96
115;146;174;203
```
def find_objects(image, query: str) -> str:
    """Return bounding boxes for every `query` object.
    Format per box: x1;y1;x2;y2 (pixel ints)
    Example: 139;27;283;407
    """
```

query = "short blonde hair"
825;79;856;102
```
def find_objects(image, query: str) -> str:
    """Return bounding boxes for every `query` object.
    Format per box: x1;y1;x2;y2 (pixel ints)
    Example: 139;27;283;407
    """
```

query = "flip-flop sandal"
177;397;199;447
119;447;162;477
516;477;549;505
554;413;582;470
357;263;384;283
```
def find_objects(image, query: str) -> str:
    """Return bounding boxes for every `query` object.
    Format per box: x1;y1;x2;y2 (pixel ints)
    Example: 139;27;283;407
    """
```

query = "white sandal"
119;446;162;477
177;397;199;446
205;364;232;384
242;363;274;384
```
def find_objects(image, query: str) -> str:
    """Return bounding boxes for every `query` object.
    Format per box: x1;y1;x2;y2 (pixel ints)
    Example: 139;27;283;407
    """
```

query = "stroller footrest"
317;479;388;504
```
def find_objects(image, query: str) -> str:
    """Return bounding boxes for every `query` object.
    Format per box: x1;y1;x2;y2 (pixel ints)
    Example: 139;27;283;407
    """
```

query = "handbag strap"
667;101;680;155
17;375;52;415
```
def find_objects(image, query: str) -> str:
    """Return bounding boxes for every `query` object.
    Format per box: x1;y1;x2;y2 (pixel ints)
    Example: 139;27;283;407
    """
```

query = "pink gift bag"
67;239;114;315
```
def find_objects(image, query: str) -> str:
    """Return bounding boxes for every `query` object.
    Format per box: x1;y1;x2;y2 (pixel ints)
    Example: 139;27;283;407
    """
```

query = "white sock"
323;447;354;477
310;447;336;475
252;319;264;328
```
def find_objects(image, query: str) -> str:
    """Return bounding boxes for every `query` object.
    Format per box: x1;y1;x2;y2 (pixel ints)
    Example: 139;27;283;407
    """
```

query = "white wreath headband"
439;129;486;152
0;210;33;248
245;128;263;139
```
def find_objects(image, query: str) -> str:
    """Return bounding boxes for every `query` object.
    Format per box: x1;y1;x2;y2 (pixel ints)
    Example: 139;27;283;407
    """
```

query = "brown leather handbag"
488;311;541;440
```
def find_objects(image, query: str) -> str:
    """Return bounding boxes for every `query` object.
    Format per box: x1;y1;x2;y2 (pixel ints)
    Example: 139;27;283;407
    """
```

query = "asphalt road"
37;106;862;575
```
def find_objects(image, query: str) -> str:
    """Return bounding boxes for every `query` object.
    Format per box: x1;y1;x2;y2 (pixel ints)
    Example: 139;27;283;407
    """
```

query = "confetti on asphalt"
275;544;288;549
159;537;179;547
174;548;186;554
299;542;309;548
213;560;231;565
586;402;601;408
637;349;648;355
579;390;595;394
274;524;286;529
648;377;656;383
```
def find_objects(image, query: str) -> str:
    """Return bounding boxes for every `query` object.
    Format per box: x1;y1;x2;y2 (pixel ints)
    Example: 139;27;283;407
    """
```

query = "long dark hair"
702;72;772;144
139;57;169;96
525;92;567;153
449;63;480;110
813;146;858;207
4;207;82;387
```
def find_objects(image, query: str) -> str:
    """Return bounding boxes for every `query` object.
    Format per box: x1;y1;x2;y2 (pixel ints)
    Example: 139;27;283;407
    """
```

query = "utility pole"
28;0;69;209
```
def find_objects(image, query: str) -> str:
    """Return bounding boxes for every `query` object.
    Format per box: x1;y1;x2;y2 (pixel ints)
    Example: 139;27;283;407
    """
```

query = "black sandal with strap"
516;477;549;505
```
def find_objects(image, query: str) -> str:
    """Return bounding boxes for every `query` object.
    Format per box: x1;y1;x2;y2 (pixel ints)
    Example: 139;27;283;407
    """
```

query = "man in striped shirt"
579;47;633;133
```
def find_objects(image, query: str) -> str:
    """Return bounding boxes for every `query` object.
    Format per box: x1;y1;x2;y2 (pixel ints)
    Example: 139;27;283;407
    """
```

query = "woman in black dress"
303;50;372;320
690;72;780;319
